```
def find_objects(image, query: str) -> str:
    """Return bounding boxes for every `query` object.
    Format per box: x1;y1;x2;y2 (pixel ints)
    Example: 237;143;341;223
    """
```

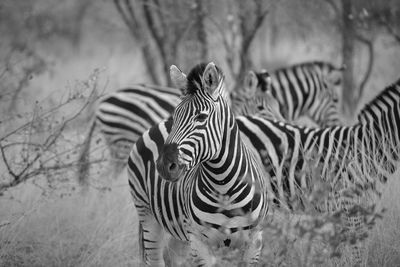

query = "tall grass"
0;171;140;267
0;168;399;266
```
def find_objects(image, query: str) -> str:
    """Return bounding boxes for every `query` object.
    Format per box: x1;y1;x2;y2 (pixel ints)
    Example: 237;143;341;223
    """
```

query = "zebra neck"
202;117;253;190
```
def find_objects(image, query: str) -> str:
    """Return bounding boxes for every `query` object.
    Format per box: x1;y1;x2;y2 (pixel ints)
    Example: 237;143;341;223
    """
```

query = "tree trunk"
341;0;355;116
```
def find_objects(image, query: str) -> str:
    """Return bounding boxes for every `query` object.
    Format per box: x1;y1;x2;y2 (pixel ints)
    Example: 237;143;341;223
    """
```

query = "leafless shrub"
0;69;104;194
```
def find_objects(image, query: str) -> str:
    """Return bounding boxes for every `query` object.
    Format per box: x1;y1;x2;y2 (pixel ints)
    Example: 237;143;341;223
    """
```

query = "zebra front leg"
188;233;217;266
242;227;263;266
138;214;166;267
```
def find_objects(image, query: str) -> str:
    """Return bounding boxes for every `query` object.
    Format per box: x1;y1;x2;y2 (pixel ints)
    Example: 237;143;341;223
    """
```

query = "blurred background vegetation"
1;0;400;115
1;0;400;266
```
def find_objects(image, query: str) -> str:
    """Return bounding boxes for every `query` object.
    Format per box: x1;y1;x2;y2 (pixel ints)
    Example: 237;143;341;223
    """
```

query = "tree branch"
234;0;269;91
113;0;163;84
325;0;340;17
381;19;400;44
206;16;236;79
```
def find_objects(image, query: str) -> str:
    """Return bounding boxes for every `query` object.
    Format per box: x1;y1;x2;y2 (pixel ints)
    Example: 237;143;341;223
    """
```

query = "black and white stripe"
95;84;181;158
129;76;400;265
232;61;344;127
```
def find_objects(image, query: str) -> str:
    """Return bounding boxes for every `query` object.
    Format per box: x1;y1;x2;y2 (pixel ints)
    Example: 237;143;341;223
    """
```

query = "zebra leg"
242;227;263;266
138;214;166;267
188;233;216;266
163;237;190;266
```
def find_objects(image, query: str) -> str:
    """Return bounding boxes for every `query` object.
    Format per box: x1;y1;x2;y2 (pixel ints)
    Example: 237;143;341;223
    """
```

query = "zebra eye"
333;78;341;86
194;113;208;122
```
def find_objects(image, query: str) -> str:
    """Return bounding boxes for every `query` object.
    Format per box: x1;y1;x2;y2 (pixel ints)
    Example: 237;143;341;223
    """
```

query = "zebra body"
232;61;344;127
240;79;399;201
95;84;181;158
128;63;268;266
236;79;400;265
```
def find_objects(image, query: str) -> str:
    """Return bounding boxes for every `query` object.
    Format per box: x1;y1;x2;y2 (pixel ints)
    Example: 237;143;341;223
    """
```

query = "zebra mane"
276;60;342;72
357;78;400;122
185;63;208;95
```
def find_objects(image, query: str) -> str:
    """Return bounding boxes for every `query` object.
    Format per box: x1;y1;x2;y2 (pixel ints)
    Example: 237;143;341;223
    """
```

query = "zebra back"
236;77;400;208
233;61;344;127
94;84;181;159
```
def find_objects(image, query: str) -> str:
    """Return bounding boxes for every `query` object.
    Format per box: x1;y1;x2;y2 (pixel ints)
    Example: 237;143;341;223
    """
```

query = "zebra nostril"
169;162;178;172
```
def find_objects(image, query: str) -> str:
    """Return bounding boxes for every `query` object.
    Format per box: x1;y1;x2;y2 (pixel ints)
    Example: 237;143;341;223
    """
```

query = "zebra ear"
264;90;284;120
260;69;272;90
244;71;258;95
202;62;220;99
170;65;188;95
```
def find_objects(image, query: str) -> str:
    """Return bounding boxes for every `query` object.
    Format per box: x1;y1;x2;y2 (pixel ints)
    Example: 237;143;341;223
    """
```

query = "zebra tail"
77;119;97;187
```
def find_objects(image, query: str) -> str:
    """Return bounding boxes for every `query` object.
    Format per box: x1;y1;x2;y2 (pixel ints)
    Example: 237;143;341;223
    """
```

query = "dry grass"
1;163;399;266
0;169;140;267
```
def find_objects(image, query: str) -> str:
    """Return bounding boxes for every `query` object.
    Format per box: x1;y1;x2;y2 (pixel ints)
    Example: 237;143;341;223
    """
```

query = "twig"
113;0;163;84
325;0;339;17
206;16;236;78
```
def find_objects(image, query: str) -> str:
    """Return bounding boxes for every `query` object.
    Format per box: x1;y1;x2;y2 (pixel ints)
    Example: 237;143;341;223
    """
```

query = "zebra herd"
78;60;400;266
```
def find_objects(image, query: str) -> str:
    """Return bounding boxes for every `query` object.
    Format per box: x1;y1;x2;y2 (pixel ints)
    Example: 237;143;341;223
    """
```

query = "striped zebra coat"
79;61;343;182
236;79;399;207
129;62;268;266
232;61;344;127
129;77;400;265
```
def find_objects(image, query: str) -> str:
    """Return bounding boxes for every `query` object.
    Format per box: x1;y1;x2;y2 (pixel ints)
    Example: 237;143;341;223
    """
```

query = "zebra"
232;61;345;127
233;78;400;265
128;62;268;266
129;75;400;265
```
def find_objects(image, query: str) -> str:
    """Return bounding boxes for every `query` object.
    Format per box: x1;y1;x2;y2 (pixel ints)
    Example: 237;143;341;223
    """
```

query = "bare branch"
195;0;208;61
0;144;18;179
381;19;400;44
113;0;138;39
0;70;101;193
142;0;166;61
325;0;340;16
113;0;163;84
207;16;236;78
234;0;269;91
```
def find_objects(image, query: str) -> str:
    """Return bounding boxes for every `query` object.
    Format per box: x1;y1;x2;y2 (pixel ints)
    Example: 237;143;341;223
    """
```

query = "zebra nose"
157;143;182;182
168;162;178;173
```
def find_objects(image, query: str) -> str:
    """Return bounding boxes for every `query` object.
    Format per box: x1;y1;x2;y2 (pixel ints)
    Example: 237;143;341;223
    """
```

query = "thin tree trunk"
341;0;355;115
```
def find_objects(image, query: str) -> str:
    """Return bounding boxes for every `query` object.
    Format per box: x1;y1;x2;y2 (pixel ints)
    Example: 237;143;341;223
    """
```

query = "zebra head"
319;62;344;103
308;62;344;126
231;70;285;120
156;62;227;182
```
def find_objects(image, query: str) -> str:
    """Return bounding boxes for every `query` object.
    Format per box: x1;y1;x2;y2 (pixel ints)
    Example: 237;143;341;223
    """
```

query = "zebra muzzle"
156;143;186;182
